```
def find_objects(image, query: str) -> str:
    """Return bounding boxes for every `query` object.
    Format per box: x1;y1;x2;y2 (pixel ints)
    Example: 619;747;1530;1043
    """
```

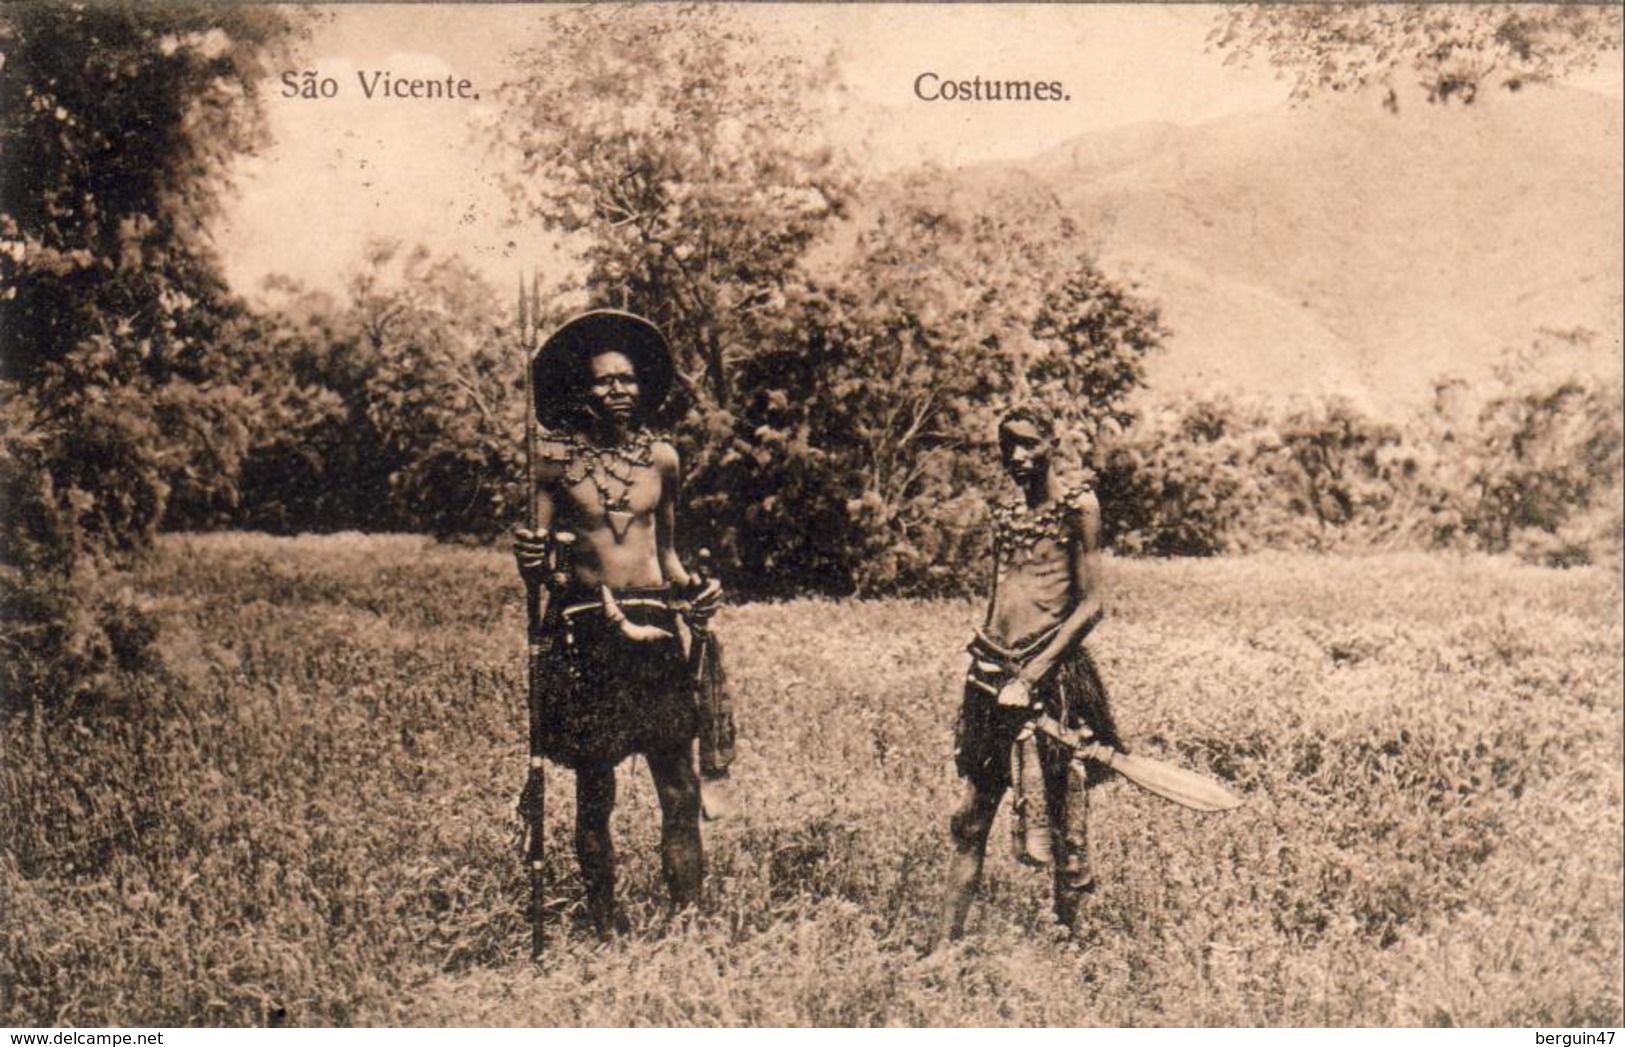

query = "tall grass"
3;535;1619;1026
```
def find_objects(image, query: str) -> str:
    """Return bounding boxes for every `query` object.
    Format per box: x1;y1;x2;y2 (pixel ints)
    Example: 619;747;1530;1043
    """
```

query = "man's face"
999;420;1051;483
586;350;640;424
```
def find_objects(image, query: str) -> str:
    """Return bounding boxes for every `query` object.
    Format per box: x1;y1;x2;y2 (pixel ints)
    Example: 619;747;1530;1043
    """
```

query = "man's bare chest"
557;468;662;519
545;432;665;526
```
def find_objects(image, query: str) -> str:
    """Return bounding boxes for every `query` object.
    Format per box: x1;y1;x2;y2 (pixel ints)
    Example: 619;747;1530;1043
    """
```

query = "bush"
1098;366;1623;565
0;393;162;717
1097;395;1276;556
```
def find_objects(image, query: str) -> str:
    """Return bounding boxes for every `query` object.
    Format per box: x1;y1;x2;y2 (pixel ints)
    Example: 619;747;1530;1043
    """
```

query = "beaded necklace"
558;428;659;542
992;480;1092;563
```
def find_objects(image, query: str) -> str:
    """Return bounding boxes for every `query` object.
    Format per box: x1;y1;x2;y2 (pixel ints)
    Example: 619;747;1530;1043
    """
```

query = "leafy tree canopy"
1210;3;1624;110
2;3;302;386
487;3;855;412
1;2;303;550
1;3;302;710
730;176;1167;595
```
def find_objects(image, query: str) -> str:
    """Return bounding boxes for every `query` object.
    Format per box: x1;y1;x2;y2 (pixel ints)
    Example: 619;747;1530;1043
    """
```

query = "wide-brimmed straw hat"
531;309;674;429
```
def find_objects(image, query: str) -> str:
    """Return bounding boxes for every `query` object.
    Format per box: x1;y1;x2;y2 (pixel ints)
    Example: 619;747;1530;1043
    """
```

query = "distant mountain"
963;88;1624;412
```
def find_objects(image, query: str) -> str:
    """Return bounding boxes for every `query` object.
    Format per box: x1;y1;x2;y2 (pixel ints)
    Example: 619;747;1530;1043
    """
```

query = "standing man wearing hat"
514;309;728;938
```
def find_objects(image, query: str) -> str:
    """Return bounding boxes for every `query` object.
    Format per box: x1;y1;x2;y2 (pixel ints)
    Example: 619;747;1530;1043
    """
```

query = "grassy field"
3;534;1620;1027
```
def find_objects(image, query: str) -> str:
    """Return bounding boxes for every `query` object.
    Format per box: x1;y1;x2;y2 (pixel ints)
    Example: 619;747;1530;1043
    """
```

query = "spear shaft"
520;275;547;960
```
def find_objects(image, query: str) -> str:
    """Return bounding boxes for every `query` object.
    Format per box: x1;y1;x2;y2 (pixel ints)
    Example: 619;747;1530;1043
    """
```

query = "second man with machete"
932;402;1127;948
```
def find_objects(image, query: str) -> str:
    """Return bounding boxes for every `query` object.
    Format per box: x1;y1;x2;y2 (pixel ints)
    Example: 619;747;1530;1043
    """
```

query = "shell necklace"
992;480;1091;563
561;429;657;542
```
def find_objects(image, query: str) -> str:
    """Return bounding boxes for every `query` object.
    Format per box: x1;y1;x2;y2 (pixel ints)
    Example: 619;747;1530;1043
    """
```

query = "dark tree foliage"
725;176;1167;596
2;4;297;387
197;285;375;535
342;242;520;538
1;4;300;711
224;243;525;540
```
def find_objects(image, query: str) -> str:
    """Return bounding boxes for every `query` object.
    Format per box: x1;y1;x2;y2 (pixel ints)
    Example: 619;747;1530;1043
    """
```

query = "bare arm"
514;454;567;610
652;441;694;589
981;523;1002;631
1017;490;1103;686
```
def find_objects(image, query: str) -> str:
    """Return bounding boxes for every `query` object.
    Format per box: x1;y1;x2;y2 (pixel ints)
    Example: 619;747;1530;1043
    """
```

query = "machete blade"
1031;717;1244;813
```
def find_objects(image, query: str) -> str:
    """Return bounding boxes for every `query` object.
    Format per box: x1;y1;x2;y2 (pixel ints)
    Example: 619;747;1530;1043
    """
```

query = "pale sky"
215;4;1299;298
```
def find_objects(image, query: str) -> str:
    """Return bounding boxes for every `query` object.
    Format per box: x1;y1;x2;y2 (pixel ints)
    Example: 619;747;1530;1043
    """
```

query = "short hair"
998;403;1056;442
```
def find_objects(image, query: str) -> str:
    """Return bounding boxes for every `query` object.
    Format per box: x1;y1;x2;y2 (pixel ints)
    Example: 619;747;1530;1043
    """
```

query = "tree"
1;4;299;711
193;282;367;534
1;2;301;546
2;4;299;381
488;3;854;413
487;8;1164;594
225;244;522;538
487;5;860;581
1210;4;1624;110
347;242;520;538
733;175;1166;595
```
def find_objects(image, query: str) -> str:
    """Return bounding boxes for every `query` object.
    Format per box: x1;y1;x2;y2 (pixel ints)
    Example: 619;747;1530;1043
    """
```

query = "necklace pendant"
606;509;635;542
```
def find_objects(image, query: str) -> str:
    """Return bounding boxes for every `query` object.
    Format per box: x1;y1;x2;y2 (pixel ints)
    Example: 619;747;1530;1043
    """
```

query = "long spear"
519;273;547;960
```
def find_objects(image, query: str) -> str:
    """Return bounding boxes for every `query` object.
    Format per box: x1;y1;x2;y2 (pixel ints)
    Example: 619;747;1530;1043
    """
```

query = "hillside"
971;88;1624;412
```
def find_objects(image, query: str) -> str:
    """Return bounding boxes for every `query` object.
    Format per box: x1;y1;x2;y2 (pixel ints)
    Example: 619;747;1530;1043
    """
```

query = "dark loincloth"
954;625;1125;791
535;588;698;768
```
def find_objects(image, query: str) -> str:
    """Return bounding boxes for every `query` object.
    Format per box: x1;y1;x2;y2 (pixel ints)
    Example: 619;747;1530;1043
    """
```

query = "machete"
970;677;1243;813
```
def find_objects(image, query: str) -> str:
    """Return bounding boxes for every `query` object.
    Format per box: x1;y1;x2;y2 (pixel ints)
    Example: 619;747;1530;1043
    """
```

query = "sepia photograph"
1;1;1621;1030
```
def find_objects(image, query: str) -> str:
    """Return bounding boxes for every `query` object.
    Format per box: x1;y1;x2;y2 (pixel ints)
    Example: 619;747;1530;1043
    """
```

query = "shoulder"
1062;478;1098;515
650;438;681;474
1060;479;1100;534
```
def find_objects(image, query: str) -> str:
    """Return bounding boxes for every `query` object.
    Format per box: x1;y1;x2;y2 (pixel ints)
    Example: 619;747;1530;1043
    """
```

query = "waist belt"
559;586;674;622
967;624;1061;670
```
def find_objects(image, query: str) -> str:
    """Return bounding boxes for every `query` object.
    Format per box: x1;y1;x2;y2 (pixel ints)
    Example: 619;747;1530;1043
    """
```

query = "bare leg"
575;762;619;939
1040;737;1093;932
646;747;704;911
930;780;1005;950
